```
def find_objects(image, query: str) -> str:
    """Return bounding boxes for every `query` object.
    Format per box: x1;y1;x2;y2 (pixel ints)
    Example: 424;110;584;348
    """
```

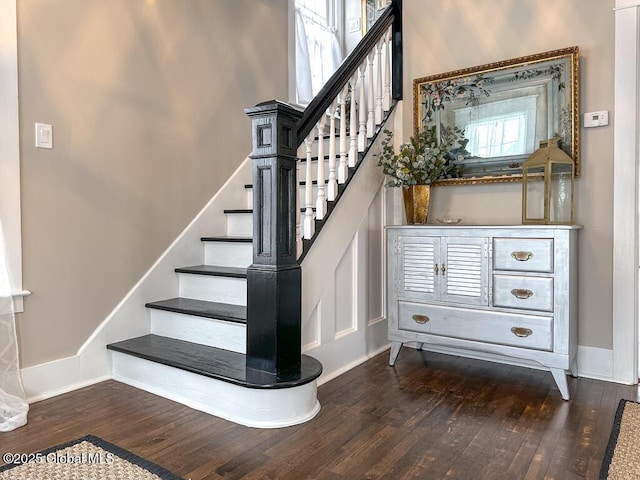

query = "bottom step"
107;335;323;428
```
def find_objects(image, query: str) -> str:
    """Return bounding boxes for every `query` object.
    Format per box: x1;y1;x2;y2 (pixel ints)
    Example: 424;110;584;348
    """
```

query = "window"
0;226;11;297
0;0;26;313
454;95;538;158
297;0;330;23
294;0;344;104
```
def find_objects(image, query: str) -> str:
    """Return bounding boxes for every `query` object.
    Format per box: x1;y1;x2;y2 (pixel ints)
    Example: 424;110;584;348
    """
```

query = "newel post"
244;100;303;377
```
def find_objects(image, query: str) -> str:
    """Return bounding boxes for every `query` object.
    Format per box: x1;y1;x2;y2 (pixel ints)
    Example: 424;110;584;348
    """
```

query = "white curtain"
0;221;28;432
295;8;343;105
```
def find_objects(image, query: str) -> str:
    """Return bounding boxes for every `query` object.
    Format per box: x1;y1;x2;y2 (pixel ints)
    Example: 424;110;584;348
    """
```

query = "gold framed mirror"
362;0;391;33
413;46;580;185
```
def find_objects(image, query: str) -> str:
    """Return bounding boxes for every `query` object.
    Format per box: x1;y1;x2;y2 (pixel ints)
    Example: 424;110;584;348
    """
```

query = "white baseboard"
19;343;629;405
404;342;626;384
576;345;616;382
21;339;391;403
315;343;391;386
21;354;110;403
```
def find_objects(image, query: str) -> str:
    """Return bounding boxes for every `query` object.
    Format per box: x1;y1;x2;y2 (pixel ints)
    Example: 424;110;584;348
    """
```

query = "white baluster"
367;52;375;138
349;76;358;167
339;84;348;183
303;137;315;239
383;28;392;112
327;100;338;201
316;116;327;220
375;40;383;125
358;64;367;152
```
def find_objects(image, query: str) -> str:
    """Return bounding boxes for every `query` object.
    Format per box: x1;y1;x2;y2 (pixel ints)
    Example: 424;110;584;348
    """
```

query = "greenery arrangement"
376;125;467;187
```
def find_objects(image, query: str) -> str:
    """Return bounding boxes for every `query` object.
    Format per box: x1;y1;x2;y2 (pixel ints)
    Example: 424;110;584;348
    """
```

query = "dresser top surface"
385;224;583;230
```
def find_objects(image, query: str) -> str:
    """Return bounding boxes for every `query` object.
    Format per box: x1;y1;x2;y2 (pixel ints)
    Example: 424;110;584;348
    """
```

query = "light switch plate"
35;123;53;149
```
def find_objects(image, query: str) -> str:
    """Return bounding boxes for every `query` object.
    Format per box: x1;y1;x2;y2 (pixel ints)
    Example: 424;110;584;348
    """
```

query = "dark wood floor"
2;348;638;479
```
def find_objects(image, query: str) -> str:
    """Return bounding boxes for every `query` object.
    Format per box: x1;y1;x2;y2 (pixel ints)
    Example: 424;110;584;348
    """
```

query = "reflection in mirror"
413;47;579;184
362;0;391;33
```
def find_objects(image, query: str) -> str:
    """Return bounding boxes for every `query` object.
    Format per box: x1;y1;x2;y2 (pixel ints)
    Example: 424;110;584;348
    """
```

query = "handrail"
243;1;402;377
296;1;401;143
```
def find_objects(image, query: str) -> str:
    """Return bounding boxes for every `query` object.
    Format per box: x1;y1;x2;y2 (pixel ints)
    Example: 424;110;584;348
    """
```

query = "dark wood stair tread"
244;180;330;189
107;334;322;389
223;209;253;214
224;208;315;214
200;236;252;243
174;265;247;278
223;208;318;215
146;297;246;324
299;154;341;163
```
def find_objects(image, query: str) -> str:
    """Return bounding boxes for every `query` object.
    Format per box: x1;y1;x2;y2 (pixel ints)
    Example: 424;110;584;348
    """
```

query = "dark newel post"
244;100;303;377
392;0;403;101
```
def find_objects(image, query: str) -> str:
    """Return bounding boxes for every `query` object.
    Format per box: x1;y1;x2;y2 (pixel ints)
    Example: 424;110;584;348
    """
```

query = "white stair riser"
204;242;252;268
246;185;326;210
296;134;349;158
150;309;246;353
110;352;320;428
226;212;253;237
298;161;334;183
232;205;316;233
226;211;314;237
297;137;332;158
178;274;247;306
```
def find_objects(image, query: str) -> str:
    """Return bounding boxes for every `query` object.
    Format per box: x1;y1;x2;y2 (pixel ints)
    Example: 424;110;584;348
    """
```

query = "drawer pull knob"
512;251;534;262
412;314;430;324
511;327;533;337
511;288;533;299
434;264;439;276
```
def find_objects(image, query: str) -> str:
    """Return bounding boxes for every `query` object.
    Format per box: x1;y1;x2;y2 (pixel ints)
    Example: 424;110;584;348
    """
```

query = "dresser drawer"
398;301;553;351
493;275;554;312
493;238;553;272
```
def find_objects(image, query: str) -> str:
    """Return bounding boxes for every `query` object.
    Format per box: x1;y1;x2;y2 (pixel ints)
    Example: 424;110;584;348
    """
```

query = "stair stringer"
301;107;400;384
21;157;253;401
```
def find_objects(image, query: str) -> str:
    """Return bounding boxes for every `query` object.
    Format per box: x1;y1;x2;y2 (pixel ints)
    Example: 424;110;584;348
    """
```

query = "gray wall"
403;0;615;349
16;0;616;369
16;0;289;367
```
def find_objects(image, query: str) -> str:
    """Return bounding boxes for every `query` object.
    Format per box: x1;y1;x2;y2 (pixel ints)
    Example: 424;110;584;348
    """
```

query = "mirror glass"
413;47;579;184
363;0;392;33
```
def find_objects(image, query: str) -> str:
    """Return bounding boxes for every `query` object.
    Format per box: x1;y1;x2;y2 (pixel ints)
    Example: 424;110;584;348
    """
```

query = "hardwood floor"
2;348;638;479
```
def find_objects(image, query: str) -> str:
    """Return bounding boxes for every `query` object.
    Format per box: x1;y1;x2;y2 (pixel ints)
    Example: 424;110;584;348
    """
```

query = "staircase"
105;2;402;429
106;199;323;428
106;130;379;427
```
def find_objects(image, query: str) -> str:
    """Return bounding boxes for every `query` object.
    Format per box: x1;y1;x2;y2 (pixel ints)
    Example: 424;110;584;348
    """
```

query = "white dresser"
387;225;581;399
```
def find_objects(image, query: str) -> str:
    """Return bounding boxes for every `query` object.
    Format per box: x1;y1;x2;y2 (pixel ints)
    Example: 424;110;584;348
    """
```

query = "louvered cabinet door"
397;236;440;303
439;237;489;306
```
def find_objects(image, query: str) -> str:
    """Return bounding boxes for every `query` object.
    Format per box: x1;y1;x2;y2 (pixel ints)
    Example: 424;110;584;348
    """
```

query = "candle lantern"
522;137;574;224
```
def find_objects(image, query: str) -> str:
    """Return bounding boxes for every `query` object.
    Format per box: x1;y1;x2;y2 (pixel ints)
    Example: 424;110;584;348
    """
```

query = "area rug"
600;399;640;479
0;435;184;480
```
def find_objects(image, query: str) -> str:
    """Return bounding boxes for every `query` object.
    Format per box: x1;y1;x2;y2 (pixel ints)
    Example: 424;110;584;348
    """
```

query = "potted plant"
376;125;467;223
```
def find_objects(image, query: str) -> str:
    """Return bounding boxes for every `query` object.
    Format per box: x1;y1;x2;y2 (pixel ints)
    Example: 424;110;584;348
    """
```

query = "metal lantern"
522;137;574;224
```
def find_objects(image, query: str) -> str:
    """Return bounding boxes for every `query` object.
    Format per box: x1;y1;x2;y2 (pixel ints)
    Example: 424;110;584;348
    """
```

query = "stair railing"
297;2;402;249
244;0;402;378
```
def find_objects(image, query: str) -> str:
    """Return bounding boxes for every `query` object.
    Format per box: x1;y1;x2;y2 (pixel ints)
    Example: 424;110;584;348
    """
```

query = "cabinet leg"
416;342;424;351
550;368;570;401
389;342;403;366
